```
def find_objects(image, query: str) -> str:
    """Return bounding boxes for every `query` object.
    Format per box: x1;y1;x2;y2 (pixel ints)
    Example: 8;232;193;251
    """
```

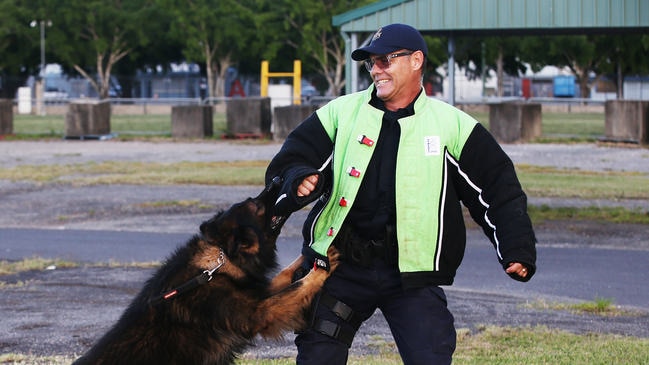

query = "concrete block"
226;98;271;136
272;104;317;141
0;99;13;135
605;100;649;144
171;105;213;138
489;102;542;143
65;100;111;138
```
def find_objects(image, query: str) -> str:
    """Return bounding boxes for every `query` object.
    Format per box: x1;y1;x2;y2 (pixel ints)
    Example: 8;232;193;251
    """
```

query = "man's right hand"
297;174;319;197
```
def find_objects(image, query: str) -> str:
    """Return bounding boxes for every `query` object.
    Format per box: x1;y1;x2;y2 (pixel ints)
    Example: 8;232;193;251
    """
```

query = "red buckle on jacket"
347;167;361;178
357;135;374;147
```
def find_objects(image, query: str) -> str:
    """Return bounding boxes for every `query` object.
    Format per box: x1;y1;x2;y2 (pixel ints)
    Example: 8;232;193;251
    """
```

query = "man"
265;23;537;365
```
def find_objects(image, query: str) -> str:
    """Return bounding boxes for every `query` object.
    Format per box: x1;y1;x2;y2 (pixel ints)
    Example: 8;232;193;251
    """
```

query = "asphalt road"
2;227;648;310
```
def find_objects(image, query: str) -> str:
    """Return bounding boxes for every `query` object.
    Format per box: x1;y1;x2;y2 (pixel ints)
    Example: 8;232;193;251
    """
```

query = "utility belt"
332;224;398;267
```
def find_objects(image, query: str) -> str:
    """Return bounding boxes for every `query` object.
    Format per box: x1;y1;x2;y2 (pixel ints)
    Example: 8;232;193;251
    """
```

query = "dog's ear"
199;211;224;242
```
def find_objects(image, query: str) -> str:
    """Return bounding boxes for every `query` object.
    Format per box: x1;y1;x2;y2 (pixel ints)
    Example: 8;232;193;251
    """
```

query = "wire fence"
8;95;614;117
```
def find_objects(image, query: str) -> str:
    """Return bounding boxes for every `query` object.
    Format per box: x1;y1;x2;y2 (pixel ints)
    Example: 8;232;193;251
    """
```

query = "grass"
0;160;268;186
526;297;643;317
9;111;603;141
0;257;159;288
469;111;605;141
135;199;213;210
452;326;649;365
0;257;78;276
528;205;649;225
197;326;649;364
0;354;77;365
2;159;648;201
516;164;649;200
0;257;160;277
539;112;605;139
8;113;228;139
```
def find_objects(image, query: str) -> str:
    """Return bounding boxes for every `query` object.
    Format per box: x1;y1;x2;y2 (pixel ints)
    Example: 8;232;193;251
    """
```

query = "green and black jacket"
266;85;537;289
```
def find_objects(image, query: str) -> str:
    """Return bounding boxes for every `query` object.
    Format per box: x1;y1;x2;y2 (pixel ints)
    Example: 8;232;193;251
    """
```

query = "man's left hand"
505;262;529;278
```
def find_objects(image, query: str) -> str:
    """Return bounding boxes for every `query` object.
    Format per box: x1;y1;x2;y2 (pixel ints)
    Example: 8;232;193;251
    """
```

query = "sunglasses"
364;51;414;72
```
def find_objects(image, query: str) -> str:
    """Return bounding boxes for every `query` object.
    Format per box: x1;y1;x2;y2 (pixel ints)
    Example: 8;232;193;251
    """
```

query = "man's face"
367;49;423;110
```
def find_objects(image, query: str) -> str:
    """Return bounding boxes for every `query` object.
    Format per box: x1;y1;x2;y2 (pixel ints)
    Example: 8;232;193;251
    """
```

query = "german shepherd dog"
73;179;338;365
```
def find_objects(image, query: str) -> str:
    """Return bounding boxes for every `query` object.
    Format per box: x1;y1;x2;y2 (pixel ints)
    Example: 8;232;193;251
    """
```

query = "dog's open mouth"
269;215;287;235
257;176;288;236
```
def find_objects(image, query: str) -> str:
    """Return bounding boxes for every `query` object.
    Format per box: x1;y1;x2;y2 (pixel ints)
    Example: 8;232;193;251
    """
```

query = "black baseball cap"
351;23;428;61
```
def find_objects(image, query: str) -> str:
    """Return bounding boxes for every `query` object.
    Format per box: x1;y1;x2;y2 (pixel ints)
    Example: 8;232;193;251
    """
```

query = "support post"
260;60;302;105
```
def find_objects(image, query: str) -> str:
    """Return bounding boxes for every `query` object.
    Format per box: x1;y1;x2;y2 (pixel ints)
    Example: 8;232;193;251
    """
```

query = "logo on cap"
372;27;383;42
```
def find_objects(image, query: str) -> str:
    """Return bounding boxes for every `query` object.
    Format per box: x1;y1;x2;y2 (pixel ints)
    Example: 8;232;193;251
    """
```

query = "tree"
0;1;29;73
160;0;260;99
451;34;649;100
455;36;528;97
45;0;156;99
421;35;447;95
596;34;649;99
109;4;184;98
0;0;40;97
549;35;603;98
272;0;374;96
518;35;603;98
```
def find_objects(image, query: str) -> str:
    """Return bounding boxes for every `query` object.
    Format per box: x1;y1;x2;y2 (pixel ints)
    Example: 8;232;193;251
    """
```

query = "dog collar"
149;248;226;306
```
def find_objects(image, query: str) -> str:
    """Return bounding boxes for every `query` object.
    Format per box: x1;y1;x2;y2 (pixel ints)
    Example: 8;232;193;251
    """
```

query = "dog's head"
199;178;287;274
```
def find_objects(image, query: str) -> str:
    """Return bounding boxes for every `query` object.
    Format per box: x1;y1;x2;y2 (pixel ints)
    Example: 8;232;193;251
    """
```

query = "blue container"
553;75;575;97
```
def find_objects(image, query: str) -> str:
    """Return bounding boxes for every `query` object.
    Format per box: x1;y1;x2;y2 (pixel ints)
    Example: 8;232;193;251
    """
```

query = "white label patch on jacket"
424;136;441;156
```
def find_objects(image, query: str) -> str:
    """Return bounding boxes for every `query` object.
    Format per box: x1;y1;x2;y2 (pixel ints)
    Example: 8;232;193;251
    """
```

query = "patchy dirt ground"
2;263;647;360
1;140;648;360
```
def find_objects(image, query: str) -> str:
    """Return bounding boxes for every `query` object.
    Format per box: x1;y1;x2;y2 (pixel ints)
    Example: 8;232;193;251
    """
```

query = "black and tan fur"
73;185;338;365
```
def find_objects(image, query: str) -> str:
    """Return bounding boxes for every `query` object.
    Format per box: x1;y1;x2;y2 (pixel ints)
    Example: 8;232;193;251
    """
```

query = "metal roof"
333;0;649;35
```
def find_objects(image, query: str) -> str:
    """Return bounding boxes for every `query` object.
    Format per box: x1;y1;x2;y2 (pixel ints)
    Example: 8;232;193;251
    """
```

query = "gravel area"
2;139;649;173
501;142;649;174
0;140;282;168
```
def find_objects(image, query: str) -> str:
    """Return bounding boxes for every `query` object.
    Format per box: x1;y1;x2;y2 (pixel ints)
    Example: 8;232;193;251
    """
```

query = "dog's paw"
326;245;340;273
302;246;341;285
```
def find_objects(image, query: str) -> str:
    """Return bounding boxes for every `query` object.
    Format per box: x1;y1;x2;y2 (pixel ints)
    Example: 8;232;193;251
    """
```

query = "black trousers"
295;258;456;365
